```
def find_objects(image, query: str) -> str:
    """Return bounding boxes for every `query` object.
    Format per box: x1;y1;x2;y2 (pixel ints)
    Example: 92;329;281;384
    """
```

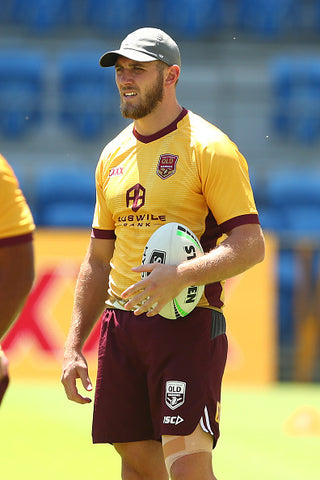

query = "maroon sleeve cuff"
220;214;260;233
91;228;116;240
0;231;34;248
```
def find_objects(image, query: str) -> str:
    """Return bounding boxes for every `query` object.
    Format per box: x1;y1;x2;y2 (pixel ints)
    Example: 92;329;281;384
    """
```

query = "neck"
133;100;183;137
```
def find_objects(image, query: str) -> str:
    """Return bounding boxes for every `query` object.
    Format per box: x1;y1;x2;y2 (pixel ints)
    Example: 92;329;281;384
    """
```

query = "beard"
120;70;164;120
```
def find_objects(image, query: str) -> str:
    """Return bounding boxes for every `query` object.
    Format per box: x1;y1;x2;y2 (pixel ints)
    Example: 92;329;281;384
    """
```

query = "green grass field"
1;381;319;479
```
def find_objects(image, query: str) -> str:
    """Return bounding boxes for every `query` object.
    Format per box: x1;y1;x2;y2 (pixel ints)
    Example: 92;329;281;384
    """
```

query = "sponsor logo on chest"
108;166;124;177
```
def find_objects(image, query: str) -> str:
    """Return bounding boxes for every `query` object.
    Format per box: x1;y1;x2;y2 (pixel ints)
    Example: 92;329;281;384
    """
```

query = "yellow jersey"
0;154;35;246
92;109;259;310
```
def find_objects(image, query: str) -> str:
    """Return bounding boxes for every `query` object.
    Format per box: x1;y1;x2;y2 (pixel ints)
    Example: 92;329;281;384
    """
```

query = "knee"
121;462;139;480
170;452;217;480
121;460;168;480
121;461;147;480
115;441;168;480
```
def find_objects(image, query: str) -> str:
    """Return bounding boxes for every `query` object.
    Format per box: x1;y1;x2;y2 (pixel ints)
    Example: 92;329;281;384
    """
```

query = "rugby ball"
141;223;205;319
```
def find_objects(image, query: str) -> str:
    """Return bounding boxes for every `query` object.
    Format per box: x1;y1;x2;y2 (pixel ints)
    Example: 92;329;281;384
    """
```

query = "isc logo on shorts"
163;415;184;425
165;380;186;410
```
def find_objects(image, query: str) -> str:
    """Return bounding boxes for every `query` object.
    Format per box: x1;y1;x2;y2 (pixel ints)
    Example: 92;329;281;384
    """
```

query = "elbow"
257;244;265;265
25;266;35;296
254;231;266;265
244;227;266;268
20;248;35;298
23;250;36;296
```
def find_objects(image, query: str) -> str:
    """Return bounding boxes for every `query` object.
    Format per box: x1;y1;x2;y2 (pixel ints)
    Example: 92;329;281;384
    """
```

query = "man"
0;154;35;405
62;27;265;480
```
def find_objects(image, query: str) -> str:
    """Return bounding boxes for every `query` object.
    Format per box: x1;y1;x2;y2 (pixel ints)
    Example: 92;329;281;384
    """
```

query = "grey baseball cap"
99;27;181;68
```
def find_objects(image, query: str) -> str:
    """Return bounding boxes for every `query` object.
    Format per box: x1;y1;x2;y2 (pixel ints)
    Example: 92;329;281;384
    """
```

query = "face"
115;57;165;119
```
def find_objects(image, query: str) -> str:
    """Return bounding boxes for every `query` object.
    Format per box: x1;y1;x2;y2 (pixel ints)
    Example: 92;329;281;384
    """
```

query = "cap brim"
99;48;158;67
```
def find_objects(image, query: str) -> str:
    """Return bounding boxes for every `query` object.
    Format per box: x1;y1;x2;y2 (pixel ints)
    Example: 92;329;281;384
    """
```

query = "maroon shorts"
92;307;228;445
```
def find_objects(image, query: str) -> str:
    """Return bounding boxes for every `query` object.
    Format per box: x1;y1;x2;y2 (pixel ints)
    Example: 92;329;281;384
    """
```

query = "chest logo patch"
157;154;178;180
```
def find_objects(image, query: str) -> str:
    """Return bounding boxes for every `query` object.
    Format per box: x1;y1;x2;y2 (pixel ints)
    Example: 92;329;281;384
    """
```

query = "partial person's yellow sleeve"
0;154;35;243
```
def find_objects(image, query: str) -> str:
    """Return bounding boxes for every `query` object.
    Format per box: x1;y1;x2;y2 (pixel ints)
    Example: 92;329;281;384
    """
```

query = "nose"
117;68;133;86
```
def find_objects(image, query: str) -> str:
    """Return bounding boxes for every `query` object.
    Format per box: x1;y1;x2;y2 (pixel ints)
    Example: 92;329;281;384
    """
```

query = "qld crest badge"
165;380;186;410
157;154;178;180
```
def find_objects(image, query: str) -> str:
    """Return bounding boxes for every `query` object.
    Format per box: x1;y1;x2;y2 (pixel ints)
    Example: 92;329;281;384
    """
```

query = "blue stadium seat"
284;206;320;239
0;50;45;138
314;0;320;33
10;0;73;33
58;49;118;139
265;170;320;344
85;0;148;33
158;0;223;39
266;170;320;212
0;1;13;23
258;206;283;232
266;170;320;236
277;248;296;345
40;202;95;228
34;165;96;227
250;175;283;232
270;56;320;143
237;0;301;36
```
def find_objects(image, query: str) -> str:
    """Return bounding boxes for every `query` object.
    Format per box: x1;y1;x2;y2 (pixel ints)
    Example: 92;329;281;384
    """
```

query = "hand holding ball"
141;223;204;319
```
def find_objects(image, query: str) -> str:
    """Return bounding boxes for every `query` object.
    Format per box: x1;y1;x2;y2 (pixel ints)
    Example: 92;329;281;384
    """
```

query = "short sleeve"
0;156;35;244
199;135;258;229
92;155;115;231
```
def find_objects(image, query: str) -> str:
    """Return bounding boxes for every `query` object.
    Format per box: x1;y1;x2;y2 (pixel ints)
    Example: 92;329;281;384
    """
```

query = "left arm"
122;223;265;316
0;241;35;340
0;240;34;394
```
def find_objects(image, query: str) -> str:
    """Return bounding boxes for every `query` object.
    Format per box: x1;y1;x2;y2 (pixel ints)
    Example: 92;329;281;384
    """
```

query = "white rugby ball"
141;222;205;319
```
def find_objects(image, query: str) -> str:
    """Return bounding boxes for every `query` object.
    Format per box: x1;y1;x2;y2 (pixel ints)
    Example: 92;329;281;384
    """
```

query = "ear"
165;65;180;86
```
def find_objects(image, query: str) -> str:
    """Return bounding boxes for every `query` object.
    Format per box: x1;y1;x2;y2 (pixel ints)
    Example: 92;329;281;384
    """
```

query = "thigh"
147;309;228;442
92;309;155;444
114;440;168;480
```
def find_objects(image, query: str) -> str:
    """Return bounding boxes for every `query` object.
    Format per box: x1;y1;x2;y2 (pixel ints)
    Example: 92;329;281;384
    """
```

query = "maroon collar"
133;108;188;144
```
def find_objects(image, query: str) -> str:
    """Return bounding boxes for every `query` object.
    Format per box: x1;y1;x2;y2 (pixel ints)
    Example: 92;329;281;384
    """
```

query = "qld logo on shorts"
157;154;178;180
165;380;186;410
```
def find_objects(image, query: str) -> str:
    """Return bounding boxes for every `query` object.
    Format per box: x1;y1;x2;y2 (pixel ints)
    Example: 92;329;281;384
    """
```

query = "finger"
61;370;92;404
124;292;147;310
65;382;92;404
122;264;159;299
132;295;162;316
78;368;93;393
121;284;140;300
121;280;146;300
131;264;156;273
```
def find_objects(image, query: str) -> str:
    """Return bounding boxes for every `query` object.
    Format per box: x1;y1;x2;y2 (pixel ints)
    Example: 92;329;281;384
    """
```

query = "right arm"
61;237;115;404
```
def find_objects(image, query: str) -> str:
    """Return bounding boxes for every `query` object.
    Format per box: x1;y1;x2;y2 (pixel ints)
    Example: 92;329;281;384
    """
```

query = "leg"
114;439;169;480
170;452;217;480
162;423;217;480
